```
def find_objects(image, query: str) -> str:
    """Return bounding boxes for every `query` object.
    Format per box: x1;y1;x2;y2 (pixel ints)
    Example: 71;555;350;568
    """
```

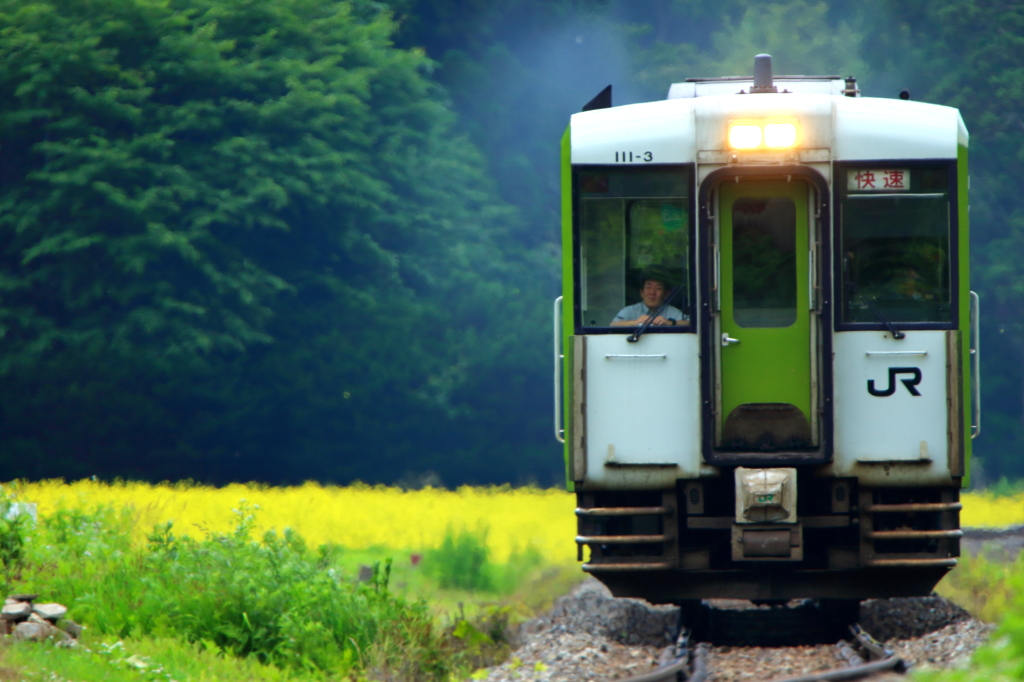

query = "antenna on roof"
750;54;778;94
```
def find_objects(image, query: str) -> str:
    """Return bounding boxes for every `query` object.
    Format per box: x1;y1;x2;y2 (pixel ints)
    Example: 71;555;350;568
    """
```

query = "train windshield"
840;166;953;325
576;167;693;331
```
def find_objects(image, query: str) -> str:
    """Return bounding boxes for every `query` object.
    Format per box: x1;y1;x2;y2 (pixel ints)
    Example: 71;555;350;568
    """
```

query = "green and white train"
554;55;979;604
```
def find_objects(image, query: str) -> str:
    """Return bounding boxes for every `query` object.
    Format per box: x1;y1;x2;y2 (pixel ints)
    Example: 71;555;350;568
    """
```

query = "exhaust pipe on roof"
751;54;778;93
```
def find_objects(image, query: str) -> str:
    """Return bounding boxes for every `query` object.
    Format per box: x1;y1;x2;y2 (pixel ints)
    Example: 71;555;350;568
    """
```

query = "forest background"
0;0;1021;488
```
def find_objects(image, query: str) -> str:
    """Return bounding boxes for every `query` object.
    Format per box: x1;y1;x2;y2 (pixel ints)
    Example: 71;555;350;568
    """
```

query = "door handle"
721;333;740;347
970;291;981;439
553;296;565;443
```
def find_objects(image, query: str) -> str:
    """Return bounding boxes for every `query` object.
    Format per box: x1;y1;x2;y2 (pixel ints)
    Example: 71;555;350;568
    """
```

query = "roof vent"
750;54;778;93
842;76;861;97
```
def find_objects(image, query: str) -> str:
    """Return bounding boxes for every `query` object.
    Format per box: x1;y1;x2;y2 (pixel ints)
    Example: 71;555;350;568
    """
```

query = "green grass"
923;549;1024;680
19;503;443;677
1;635;297;682
11;485;1024;682
0;493;583;682
936;551;1020;624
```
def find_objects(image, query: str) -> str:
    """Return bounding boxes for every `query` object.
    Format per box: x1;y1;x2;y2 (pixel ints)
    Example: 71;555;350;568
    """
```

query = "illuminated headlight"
764;122;797;148
728;119;799;150
728;124;762;149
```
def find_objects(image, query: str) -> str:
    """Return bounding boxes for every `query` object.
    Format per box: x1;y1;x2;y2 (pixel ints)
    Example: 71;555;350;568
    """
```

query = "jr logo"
868;367;922;397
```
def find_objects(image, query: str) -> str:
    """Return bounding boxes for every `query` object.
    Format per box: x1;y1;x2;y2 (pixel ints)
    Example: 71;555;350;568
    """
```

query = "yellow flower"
12;479;578;563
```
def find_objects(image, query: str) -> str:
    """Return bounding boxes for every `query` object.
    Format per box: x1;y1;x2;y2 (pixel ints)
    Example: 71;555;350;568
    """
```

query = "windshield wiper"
627;283;685;343
848;282;905;340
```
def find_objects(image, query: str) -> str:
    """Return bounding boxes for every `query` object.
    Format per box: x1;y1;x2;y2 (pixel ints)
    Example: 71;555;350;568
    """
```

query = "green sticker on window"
661;204;684;232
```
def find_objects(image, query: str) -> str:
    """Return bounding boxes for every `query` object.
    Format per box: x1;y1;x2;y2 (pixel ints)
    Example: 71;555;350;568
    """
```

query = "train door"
712;179;818;454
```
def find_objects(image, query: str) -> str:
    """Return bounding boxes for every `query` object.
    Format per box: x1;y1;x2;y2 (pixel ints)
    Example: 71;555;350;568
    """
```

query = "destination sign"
848;169;910;192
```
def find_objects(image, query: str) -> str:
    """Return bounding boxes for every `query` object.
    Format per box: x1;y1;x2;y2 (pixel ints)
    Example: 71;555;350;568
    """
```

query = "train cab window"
576;168;693;331
839;166;953;325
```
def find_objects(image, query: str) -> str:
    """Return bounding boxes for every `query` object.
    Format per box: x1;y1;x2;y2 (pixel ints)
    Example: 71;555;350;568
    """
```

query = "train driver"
610;266;689;327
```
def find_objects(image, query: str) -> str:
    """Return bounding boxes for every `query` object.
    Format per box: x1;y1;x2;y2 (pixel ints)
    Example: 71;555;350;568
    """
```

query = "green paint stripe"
561;124;574;490
958;144;972;482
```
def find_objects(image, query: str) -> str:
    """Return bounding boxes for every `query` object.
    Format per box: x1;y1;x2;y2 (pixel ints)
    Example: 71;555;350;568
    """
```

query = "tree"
627;0;871;98
0;0;559;485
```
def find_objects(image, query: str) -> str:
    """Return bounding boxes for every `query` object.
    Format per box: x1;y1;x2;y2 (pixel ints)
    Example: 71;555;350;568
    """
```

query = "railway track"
477;579;990;682
593;524;1015;675
618;622;906;682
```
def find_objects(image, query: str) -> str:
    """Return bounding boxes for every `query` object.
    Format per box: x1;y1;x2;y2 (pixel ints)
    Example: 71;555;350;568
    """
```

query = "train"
554;55;979;613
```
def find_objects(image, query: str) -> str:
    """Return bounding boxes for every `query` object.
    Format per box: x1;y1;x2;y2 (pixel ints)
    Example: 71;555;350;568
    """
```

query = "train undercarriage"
577;479;962;602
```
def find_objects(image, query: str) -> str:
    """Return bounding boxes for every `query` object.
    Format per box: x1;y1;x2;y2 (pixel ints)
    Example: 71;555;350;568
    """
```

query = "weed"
937;551;1021;623
20;503;452;679
922;554;1024;680
425;525;493;591
0;487;31;593
424;525;546;594
0;481;583;680
983;477;1024;498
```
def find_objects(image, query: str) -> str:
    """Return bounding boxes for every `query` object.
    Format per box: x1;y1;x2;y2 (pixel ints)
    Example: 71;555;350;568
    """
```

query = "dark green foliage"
0;0;560;486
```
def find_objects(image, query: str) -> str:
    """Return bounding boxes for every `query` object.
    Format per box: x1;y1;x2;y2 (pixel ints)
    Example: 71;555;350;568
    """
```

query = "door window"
732;197;797;328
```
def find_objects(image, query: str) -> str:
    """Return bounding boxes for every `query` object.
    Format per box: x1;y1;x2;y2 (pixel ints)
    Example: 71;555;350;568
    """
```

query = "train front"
555;56;978;603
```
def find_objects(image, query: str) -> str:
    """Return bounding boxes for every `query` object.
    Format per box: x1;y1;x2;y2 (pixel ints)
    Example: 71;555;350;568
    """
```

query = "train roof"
569;91;969;166
668;75;847;98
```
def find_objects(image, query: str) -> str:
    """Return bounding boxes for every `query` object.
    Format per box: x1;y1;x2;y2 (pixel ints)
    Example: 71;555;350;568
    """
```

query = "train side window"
576;168;693;331
840;167;952;325
579;198;627;327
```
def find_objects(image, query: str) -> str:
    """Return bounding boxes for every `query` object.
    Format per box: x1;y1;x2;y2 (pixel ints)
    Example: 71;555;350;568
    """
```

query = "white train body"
556;65;978;601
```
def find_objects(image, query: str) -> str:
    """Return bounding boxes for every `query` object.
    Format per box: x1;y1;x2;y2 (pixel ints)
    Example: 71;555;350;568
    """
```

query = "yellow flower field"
4;480;1021;566
960;490;1024;528
8;479;579;564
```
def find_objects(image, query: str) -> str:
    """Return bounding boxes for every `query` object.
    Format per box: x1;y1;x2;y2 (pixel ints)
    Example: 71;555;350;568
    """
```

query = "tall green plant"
23;503;450;679
424;525;544;593
426;525;494;591
0;489;30;593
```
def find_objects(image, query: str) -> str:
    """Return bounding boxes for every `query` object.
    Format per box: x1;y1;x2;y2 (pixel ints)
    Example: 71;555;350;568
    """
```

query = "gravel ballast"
472;578;994;682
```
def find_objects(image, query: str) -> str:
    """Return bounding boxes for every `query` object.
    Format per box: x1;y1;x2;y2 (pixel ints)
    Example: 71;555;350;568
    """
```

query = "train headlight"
764;122;797;148
728;119;799;150
728;124;762;149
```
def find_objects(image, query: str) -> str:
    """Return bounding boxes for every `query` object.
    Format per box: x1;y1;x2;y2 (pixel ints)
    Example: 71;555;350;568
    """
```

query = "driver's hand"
652;315;670;326
634;315;651;325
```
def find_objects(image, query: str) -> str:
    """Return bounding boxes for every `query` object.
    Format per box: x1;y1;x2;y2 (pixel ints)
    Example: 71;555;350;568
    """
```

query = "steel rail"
761;624;907;682
611;631;710;682
609;623;904;682
765;656;905;682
